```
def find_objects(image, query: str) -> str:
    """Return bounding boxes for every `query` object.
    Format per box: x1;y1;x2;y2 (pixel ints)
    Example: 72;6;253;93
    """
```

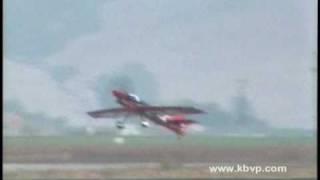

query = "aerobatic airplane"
87;90;205;136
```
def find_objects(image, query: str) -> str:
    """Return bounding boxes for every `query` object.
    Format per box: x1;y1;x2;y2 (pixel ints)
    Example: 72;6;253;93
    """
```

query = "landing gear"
139;115;150;128
116;121;125;129
116;113;129;130
141;121;150;128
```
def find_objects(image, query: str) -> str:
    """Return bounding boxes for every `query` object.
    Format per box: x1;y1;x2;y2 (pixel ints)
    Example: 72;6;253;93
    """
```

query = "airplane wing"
167;119;198;125
131;106;205;115
87;106;205;118
87;108;132;118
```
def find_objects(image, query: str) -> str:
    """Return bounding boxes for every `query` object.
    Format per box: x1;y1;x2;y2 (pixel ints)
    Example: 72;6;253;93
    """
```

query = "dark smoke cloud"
95;63;159;107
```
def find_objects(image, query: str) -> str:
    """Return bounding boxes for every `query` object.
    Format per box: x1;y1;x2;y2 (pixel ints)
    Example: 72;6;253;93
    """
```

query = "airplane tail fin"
176;120;197;136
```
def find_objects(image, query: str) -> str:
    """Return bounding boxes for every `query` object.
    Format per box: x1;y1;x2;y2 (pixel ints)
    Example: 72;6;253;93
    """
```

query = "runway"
4;162;316;179
4;163;161;171
4;136;316;178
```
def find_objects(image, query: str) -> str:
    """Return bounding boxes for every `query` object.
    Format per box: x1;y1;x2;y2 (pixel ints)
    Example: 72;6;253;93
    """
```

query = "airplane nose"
112;90;119;97
112;90;125;97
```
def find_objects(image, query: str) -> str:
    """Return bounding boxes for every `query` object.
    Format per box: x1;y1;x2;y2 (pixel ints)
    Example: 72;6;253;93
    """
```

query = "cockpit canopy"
128;93;141;102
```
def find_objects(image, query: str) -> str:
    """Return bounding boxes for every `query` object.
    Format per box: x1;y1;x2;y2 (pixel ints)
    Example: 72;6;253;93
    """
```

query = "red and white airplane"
87;90;205;136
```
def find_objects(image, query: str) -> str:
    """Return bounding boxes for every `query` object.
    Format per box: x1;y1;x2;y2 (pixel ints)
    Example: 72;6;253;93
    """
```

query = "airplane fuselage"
116;95;185;135
88;90;203;136
117;98;184;135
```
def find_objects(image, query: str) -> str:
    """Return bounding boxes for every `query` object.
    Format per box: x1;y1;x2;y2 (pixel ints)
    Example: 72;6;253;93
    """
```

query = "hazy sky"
4;0;317;129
